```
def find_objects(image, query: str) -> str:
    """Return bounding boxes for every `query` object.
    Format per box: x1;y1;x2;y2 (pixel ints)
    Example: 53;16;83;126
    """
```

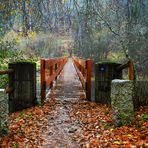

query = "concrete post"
111;80;134;126
0;89;9;137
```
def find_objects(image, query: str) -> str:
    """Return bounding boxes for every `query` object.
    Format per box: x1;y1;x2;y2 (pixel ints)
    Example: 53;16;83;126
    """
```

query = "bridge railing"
72;57;92;100
40;57;68;102
116;60;134;80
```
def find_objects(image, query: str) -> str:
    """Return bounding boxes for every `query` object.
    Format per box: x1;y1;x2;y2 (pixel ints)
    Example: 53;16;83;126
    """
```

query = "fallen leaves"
70;101;148;147
0;97;57;147
0;97;147;147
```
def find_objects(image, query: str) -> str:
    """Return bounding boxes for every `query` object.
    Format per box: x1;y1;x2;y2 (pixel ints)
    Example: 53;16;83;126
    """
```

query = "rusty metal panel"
95;63;122;104
9;62;36;113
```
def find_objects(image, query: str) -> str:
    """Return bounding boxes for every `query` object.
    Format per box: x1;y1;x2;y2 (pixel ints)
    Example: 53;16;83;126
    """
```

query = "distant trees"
71;0;148;79
0;0;16;36
0;0;71;33
0;0;148;78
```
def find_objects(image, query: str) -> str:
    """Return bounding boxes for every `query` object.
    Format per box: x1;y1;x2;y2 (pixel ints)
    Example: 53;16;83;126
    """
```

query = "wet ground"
42;58;85;148
1;58;147;147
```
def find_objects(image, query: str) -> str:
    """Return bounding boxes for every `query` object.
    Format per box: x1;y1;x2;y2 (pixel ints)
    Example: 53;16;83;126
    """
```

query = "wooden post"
41;59;46;102
0;69;14;75
50;66;53;88
55;63;58;80
86;59;92;101
128;60;134;80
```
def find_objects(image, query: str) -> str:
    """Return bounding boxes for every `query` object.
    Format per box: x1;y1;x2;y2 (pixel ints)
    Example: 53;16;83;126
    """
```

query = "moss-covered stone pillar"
111;80;134;126
0;89;9;137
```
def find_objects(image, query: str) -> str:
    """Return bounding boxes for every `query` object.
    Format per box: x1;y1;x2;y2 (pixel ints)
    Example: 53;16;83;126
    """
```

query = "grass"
141;114;148;121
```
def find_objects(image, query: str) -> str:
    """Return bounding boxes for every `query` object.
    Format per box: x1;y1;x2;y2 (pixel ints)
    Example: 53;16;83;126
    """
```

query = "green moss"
117;112;133;126
96;60;119;64
104;110;109;115
36;60;40;71
0;129;8;137
12;144;17;148
141;114;148;121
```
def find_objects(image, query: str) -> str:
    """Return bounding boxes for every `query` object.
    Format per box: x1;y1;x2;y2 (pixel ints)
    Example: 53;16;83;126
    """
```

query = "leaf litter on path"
0;59;148;147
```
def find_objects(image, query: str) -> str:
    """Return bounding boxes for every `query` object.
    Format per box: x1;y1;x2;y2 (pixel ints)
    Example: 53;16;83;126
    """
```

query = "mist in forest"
0;0;148;79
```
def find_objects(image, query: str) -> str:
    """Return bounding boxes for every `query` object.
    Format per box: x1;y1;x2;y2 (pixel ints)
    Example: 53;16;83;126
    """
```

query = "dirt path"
42;58;85;148
1;59;147;148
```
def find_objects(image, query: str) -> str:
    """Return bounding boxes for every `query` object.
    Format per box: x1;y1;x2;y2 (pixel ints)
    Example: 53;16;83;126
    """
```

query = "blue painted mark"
99;65;106;72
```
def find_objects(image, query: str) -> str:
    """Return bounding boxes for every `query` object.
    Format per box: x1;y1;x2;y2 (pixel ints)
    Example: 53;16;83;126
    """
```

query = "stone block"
111;80;134;126
0;89;9;137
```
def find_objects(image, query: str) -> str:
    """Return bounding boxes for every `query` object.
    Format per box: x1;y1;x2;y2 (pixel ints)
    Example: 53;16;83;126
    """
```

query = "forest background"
0;0;148;88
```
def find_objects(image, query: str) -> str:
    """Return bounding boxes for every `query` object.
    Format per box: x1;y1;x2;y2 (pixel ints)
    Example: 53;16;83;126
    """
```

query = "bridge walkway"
42;58;85;147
